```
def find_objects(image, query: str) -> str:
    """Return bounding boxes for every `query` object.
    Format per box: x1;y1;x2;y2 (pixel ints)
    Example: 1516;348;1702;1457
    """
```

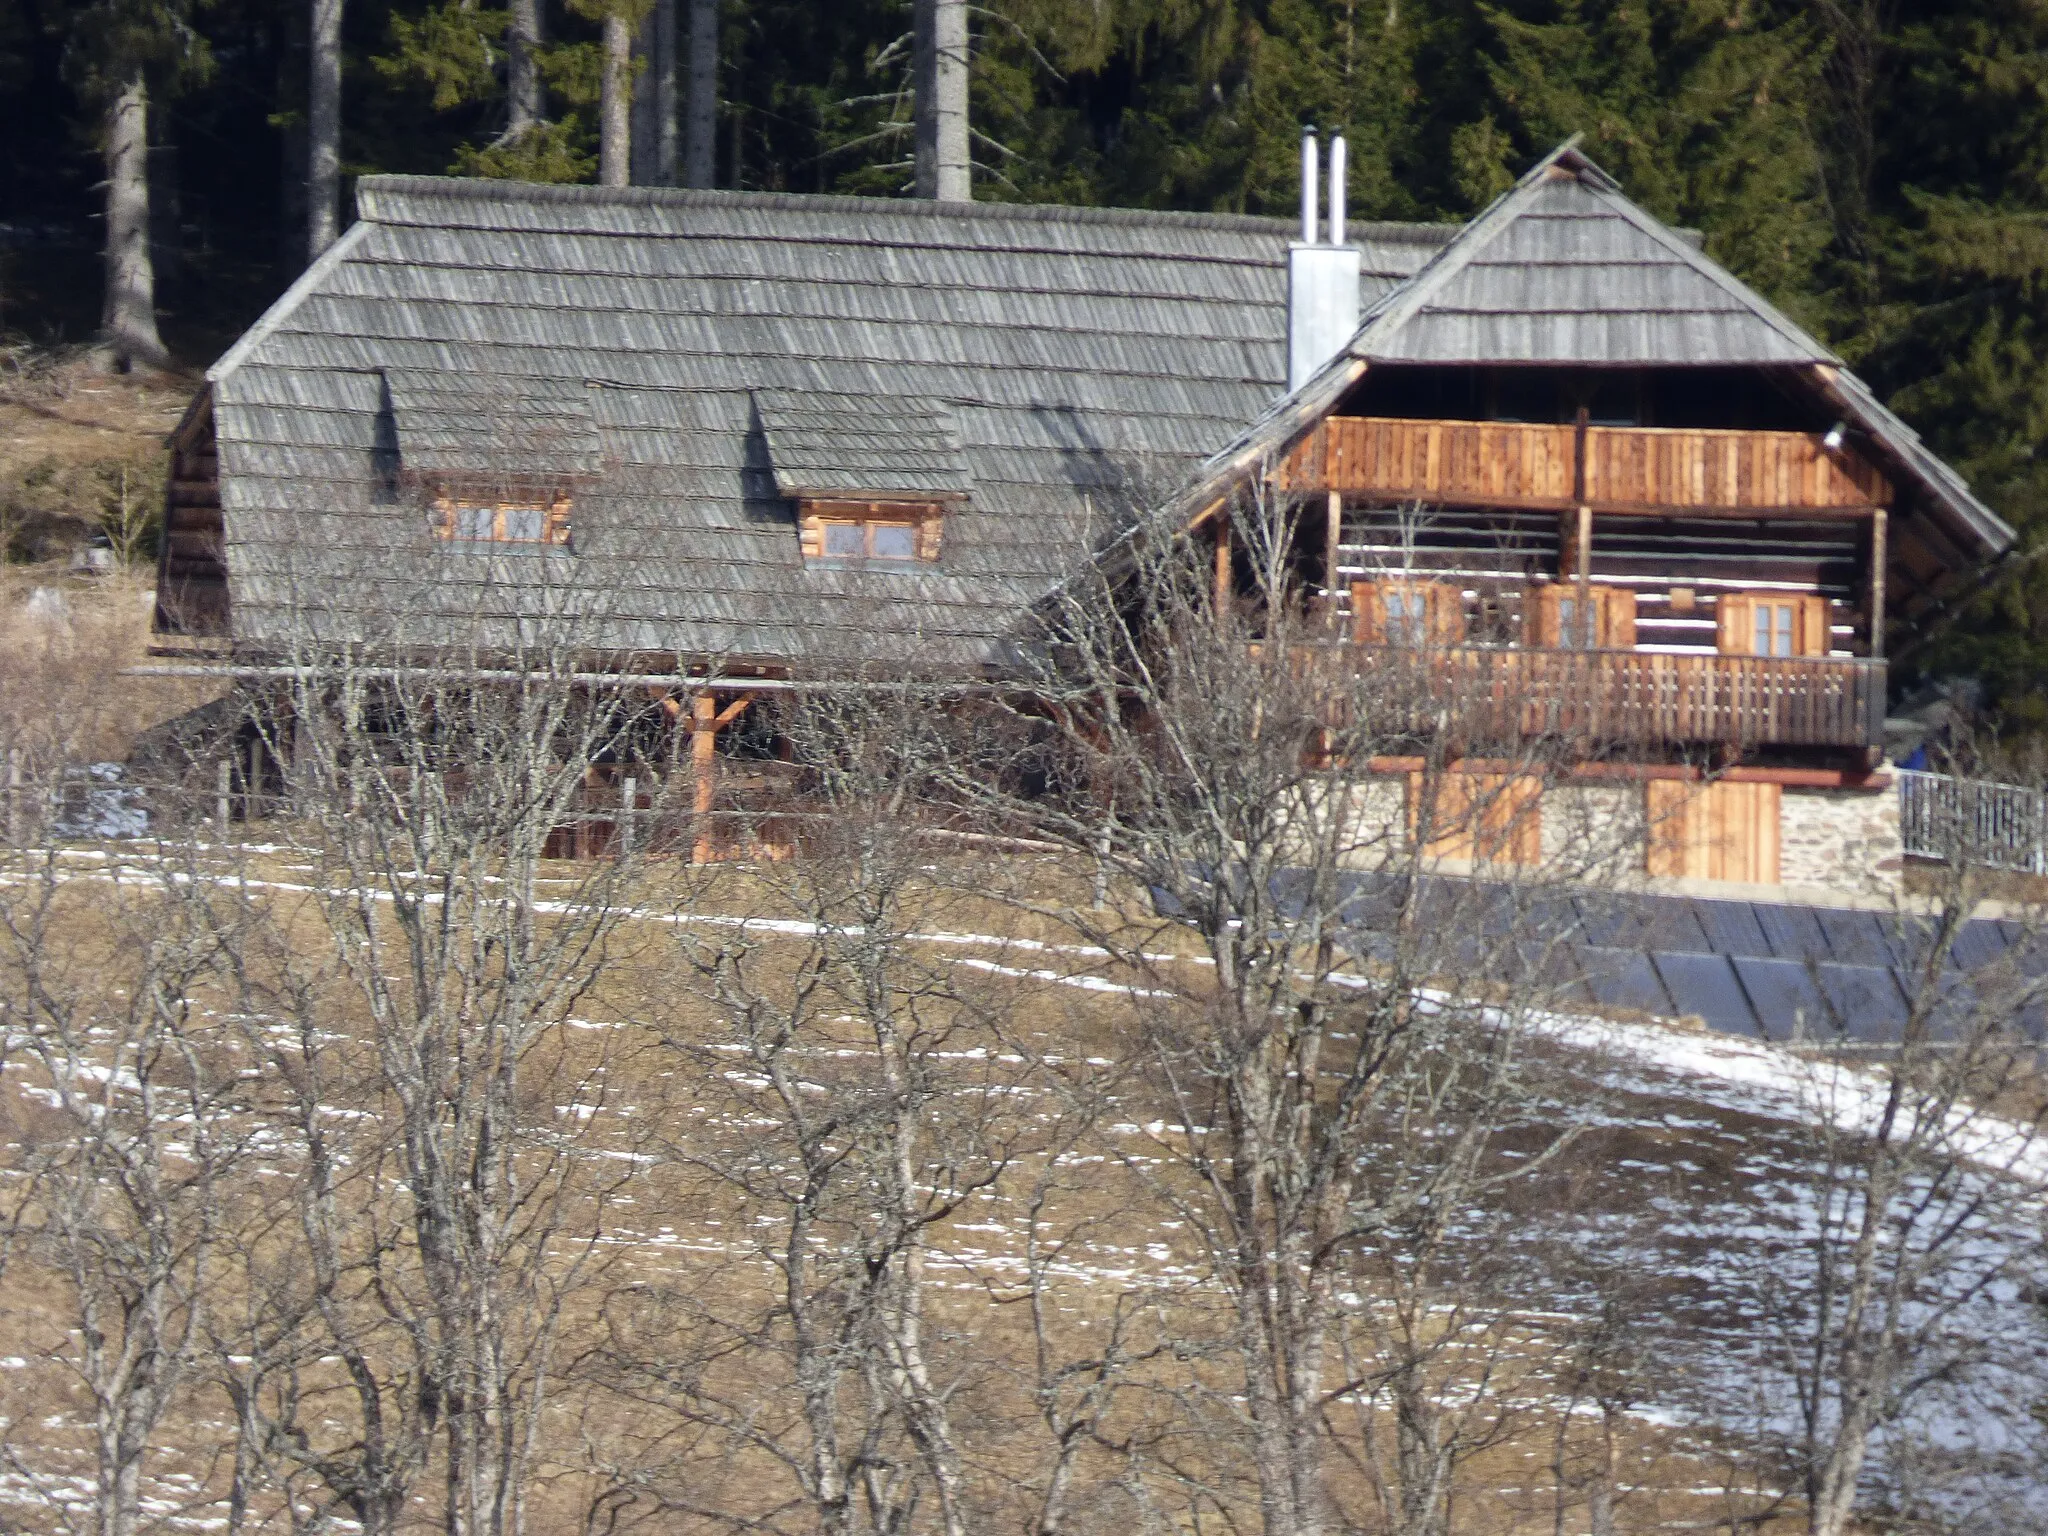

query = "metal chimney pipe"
1300;129;1319;244
1327;134;1348;246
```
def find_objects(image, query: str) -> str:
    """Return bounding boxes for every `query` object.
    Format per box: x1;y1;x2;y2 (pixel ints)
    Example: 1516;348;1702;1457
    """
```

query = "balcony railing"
1288;644;1886;750
1274;416;1893;513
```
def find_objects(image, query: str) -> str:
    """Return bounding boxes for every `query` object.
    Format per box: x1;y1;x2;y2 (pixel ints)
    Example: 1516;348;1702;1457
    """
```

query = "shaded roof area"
206;177;1451;668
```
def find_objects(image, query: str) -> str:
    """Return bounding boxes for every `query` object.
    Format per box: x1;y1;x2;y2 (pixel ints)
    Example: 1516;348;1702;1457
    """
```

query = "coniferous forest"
2;0;2047;721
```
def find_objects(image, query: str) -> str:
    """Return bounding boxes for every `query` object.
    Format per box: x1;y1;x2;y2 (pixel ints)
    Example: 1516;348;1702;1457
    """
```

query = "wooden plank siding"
1277;417;1892;514
1285;645;1885;751
1582;426;1890;512
1645;779;1781;883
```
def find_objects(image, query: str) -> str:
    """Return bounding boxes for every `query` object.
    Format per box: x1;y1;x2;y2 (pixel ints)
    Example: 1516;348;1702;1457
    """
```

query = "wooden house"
157;142;2014;894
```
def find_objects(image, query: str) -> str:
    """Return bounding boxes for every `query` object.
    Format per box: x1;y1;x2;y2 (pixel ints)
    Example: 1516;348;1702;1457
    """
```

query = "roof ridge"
352;174;1457;244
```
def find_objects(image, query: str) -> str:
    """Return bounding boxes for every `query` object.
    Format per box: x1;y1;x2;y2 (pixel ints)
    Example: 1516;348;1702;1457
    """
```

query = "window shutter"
1426;582;1467;645
1795;594;1831;656
1350;581;1387;644
1716;593;1754;654
1525;585;1561;647
1597;586;1637;649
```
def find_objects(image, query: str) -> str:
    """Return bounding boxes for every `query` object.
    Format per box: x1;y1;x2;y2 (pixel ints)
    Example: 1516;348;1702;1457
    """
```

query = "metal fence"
1897;767;2048;875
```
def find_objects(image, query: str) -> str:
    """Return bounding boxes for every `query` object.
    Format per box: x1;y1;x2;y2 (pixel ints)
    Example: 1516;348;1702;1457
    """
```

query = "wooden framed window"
1525;584;1636;650
819;518;922;562
800;500;944;564
1351;579;1465;647
1716;593;1830;656
433;494;572;546
1645;779;1781;884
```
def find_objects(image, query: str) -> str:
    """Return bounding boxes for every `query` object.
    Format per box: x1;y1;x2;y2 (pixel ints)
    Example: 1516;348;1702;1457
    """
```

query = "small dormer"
381;370;603;546
753;390;969;566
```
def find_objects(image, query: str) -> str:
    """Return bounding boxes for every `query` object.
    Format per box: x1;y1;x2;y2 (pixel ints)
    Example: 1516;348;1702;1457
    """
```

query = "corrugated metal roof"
205;178;1450;666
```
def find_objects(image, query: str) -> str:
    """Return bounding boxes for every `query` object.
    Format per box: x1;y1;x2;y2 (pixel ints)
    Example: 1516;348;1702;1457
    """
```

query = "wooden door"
1410;771;1543;865
1645;779;1781;883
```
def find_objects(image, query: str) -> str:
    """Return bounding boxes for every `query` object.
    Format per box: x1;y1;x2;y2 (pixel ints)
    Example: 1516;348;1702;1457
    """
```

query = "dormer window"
800;499;944;564
752;388;970;570
433;491;572;545
380;369;601;550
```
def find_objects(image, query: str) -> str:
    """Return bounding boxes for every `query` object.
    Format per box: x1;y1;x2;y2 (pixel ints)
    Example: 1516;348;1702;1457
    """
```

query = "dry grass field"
3;828;2021;1536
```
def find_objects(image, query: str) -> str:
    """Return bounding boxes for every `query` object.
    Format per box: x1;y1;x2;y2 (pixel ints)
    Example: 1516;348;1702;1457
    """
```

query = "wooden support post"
620;774;637;856
1213;519;1231;620
691;693;717;863
1575;503;1593;635
216;757;232;835
1868;507;1888;658
1325;489;1343;621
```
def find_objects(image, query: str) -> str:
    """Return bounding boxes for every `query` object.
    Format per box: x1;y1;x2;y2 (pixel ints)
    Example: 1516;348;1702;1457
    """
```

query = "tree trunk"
912;0;969;201
682;0;717;187
506;0;544;141
1809;1404;1874;1536
307;0;344;258
631;0;677;184
600;10;631;188
98;78;169;373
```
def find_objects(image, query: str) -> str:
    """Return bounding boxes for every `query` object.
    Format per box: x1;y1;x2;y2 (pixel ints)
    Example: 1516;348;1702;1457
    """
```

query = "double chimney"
1288;129;1361;394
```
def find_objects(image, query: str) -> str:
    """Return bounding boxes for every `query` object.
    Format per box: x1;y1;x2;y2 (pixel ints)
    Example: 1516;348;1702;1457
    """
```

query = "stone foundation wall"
1779;783;1903;897
1539;782;1641;879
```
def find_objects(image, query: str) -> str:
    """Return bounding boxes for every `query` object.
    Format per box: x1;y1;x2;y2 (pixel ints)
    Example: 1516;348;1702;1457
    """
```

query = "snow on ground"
4;841;2046;1527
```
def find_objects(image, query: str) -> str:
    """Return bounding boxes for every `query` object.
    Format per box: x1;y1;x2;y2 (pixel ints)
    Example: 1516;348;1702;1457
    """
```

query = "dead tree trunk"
307;0;343;258
631;0;677;184
600;8;632;187
682;0;717;187
98;78;169;372
505;0;544;141
912;0;969;201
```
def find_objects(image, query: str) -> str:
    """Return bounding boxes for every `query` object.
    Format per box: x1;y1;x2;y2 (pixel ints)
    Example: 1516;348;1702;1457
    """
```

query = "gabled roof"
1355;141;1831;368
1175;142;2015;569
203;176;1451;666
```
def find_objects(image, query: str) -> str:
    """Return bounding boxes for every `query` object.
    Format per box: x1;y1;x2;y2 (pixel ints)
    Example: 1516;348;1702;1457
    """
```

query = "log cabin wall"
1331;507;1866;654
156;392;230;636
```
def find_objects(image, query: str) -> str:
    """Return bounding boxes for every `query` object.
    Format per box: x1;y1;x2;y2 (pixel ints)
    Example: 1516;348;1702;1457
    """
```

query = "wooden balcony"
1292;644;1886;750
1274;416;1893;515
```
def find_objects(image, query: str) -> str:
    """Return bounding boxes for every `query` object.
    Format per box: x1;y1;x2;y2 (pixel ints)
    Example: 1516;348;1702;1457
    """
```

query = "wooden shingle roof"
204;178;1447;669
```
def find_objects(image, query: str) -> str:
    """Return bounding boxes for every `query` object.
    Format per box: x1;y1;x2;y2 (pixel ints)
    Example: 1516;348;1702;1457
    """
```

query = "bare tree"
505;0;546;143
99;78;170;372
630;0;678;184
582;686;1056;1536
913;0;969;201
1755;856;2048;1536
597;2;637;187
682;0;718;188
0;852;241;1536
939;481;1634;1536
307;0;343;257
